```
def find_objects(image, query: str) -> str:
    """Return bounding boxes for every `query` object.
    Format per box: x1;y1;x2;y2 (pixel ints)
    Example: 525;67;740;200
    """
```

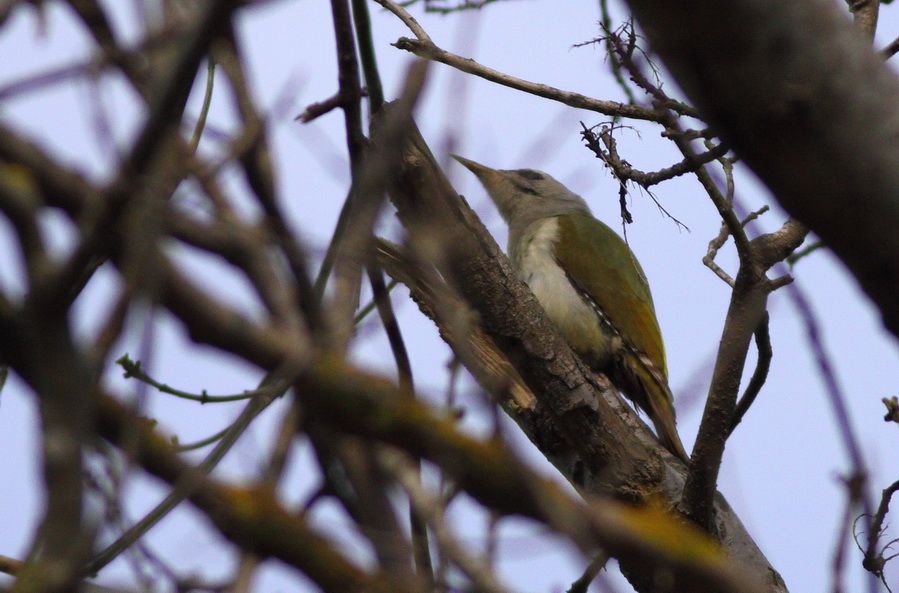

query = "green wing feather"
556;213;689;462
555;213;668;378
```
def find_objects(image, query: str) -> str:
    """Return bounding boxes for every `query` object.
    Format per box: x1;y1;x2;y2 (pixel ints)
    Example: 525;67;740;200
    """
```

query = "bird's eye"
511;181;539;196
514;169;544;181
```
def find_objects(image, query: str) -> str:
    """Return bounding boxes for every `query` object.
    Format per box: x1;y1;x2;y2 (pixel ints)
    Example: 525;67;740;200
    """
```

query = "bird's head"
452;155;590;230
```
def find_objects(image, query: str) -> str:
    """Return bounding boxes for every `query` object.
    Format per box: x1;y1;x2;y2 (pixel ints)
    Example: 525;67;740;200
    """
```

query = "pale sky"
1;1;898;592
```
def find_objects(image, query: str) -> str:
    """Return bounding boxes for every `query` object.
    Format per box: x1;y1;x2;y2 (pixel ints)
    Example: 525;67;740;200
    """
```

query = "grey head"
452;155;590;236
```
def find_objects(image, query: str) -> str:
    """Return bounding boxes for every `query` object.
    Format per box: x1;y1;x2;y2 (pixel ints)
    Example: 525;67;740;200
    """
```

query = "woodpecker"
454;155;689;463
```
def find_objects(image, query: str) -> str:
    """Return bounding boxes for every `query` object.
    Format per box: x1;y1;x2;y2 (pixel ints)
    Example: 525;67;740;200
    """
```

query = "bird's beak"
451;155;517;223
452;154;502;182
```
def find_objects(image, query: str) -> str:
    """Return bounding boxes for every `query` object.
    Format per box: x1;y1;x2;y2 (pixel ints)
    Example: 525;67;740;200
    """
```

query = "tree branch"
374;0;675;122
371;106;788;593
623;0;899;342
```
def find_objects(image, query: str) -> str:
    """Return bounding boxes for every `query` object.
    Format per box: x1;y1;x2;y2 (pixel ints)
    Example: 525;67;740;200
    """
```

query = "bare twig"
418;0;504;14
786;280;876;593
703;223;736;287
728;313;772;436
366;258;434;583
296;88;369;123
213;32;324;336
172;426;232;452
190;58;216;151
96;393;400;593
118;2;240;180
355;279;399;324
862;479;899;583
85;369;293;574
380;450;514;593
832;491;857;593
684;219;806;528
787;282;867;483
0;555;23;576
374;0;433;42
597;4;636;106
882;36;899;59
604;30;752;264
580;123;729;189
328;62;429;351
331;0;366;170
566;552;609;593
351;0;385;112
116;354;271;404
311;0;376;320
584;19;697;118
374;0;670;123
786;240;824;268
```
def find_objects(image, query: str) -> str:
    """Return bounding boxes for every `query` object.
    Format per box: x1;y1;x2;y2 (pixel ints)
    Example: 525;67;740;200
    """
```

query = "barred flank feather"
553;214;690;464
611;348;690;463
566;263;690;463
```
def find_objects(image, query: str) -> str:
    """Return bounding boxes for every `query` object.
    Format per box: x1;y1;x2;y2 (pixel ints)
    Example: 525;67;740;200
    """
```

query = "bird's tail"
614;351;690;463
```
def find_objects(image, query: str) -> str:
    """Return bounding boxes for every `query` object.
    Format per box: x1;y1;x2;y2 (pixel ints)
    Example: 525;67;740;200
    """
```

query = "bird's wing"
555;213;668;377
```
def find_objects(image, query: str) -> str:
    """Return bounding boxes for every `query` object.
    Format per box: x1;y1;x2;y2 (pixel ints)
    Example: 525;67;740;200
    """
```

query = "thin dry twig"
787;280;876;593
190;58;216;151
328;61;430;351
365;258;433;582
861;479;899;585
832;491;858;593
415;0;504;14
374;0;669;123
296;88;370;123
882;36;899;59
351;0;385;112
703;205;769;289
566;552;609;593
380;450;513;593
84;368;294;574
116;354;272;404
213;32;324;337
96;393;401;593
728;313;772;437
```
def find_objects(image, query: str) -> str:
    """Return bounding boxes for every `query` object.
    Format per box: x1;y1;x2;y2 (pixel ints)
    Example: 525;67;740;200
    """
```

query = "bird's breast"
513;218;620;368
